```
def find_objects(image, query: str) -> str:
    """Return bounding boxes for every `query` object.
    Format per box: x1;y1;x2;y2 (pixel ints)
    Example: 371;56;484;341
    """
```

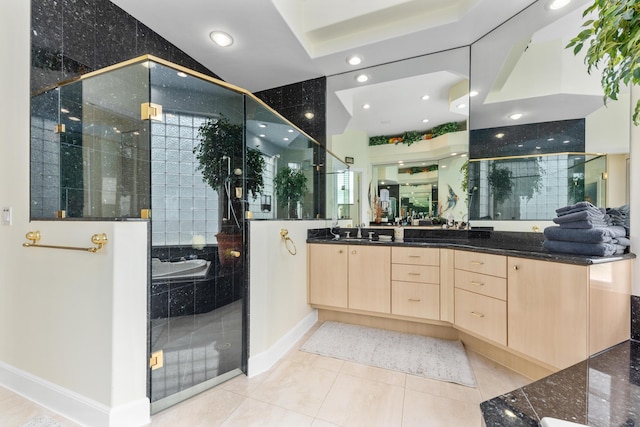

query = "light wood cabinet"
454;251;508;345
391;247;440;320
508;257;588;370
348;245;391;313
308;244;348;308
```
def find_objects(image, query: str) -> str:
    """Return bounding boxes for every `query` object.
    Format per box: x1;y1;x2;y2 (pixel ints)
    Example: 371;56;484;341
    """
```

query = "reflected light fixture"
347;55;362;65
509;113;523;120
421;94;430;100
363;104;370;109
469;90;479;97
496;133;505;138
209;31;234;47
177;71;188;78
563;140;570;144
548;0;571;10
355;74;369;83
422;119;429;123
457;103;466;109
304;111;315;119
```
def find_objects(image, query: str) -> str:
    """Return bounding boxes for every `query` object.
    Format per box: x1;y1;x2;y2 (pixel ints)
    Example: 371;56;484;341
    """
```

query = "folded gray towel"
557;220;608;229
557;206;605;217
543;226;626;243
553;210;607;224
543;240;618;256
556;201;597;214
615;237;631;247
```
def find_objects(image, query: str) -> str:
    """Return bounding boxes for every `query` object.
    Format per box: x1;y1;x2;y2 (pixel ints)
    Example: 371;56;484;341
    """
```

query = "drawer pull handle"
352;250;357;255
339;250;343;253
409;255;421;258
408;298;421;302
470;311;485;318
470;281;484;286
471;261;484;265
408;272;421;276
513;265;519;270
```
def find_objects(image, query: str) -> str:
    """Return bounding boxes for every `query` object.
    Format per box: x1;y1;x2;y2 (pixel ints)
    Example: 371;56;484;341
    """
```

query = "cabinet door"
508;257;588;370
348;245;391;313
308;244;348;308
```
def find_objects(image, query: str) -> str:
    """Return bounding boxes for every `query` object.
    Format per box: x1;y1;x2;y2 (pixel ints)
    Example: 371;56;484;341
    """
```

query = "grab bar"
23;231;108;253
280;228;297;256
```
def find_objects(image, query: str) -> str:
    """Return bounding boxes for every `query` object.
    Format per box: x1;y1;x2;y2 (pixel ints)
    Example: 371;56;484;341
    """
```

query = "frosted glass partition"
467;153;607;221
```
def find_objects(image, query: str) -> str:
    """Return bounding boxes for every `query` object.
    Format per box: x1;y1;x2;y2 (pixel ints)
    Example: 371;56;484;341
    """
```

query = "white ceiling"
109;0;535;93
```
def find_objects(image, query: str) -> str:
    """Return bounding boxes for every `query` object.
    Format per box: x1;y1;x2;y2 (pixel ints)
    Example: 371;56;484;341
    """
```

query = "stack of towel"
543;202;630;257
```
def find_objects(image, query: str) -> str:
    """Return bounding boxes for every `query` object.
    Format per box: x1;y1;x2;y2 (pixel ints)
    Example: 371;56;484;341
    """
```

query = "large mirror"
469;0;631;229
327;46;471;225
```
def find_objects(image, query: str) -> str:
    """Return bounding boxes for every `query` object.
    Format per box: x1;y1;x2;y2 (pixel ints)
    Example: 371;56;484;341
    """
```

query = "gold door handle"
470;281;484;286
470;311;485;318
408;298;421;302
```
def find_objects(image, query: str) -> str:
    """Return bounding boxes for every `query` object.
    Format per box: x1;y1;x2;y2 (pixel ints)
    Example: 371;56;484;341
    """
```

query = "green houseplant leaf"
567;0;640;125
274;166;308;218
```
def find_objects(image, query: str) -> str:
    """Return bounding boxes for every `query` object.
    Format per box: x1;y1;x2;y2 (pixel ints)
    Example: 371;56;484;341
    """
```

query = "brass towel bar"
22;231;108;253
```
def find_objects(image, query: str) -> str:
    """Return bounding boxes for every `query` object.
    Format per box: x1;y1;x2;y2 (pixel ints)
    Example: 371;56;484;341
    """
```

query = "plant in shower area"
274;166;308;219
566;0;640;124
488;163;514;205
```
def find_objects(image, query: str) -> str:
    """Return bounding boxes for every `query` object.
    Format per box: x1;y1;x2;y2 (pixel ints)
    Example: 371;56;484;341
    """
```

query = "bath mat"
20;415;68;427
300;321;476;387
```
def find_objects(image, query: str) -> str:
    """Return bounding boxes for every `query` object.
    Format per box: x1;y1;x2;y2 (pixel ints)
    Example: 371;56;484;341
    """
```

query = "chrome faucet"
330;221;341;240
356;223;364;239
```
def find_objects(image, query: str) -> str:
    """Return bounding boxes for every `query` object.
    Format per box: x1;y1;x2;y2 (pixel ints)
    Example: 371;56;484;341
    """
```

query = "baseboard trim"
0;360;150;427
248;310;318;377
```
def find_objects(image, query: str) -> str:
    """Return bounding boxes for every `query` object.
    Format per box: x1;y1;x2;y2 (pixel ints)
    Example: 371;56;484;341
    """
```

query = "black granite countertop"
480;340;640;427
306;228;635;266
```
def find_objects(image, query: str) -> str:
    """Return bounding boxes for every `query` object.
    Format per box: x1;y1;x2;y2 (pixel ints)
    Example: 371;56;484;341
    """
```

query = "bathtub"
151;258;211;279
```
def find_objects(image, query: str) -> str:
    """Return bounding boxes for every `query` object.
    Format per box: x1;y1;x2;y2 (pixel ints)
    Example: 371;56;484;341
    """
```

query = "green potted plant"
567;0;640;124
488;163;514;207
273;166;308;218
193;115;266;265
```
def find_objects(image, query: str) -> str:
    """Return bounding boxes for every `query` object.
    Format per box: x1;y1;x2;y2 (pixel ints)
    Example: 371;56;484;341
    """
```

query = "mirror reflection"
469;0;631;227
327;46;470;225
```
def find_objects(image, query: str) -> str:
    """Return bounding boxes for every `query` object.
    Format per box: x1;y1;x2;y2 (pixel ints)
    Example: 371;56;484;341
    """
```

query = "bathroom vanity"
307;228;635;377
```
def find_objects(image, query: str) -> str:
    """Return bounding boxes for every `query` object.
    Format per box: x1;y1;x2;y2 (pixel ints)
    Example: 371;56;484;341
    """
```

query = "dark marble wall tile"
31;0;221;93
632;295;640;342
254;77;326;145
470;119;585;159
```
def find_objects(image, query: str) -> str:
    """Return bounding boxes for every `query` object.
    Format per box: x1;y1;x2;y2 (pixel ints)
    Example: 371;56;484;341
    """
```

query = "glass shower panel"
147;61;246;412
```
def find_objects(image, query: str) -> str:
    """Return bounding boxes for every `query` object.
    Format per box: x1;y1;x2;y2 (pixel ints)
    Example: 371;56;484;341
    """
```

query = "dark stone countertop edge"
305;237;636;266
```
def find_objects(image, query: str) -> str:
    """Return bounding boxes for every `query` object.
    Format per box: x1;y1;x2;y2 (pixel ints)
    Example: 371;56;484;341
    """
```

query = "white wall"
0;2;149;426
247;220;330;376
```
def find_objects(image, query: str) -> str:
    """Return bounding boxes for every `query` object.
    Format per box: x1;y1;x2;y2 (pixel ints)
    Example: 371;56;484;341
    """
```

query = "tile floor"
0;323;532;427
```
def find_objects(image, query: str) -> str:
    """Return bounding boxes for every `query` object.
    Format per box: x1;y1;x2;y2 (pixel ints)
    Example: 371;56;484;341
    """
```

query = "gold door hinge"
54;124;66;133
54;210;66;219
141;102;163;121
140;209;151;219
150;350;164;370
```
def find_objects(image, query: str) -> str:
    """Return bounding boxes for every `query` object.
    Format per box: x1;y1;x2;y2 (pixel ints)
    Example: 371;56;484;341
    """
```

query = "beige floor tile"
221;371;269;397
308;353;345;372
402;389;482;427
151;388;245;426
221;398;314;427
405;374;482;405
249;361;338;417
339;361;406;387
316;373;404;427
311;419;341;427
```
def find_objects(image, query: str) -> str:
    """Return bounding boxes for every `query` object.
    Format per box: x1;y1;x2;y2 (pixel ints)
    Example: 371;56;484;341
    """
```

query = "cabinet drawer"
392;281;439;319
454;288;506;346
454;269;507;300
392;247;439;266
454;251;506;278
392;264;439;284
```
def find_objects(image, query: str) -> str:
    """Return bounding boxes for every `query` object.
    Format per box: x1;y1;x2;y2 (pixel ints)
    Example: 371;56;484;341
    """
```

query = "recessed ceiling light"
421;94;430;100
60;108;69;114
461;154;467;158
176;71;187;78
457;103;466;109
398;160;404;164
355;74;369;83
518;144;524;147
547;138;555;141
442;165;447;168
451;152;458;156
69;116;81;121
469;90;479;97
535;146;541;149
422;119;429;123
563;140;570;144
496;133;505;138
258;123;267;128
287;129;294;133
209;31;234;47
509;113;523;120
548;0;571;10
381;181;385;185
259;134;266;138
283;137;289;141
363;104;370;109
347;55;362;65
304;112;315;119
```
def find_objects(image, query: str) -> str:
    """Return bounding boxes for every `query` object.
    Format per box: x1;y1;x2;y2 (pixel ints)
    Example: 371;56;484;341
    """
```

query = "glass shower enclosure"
29;55;350;413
